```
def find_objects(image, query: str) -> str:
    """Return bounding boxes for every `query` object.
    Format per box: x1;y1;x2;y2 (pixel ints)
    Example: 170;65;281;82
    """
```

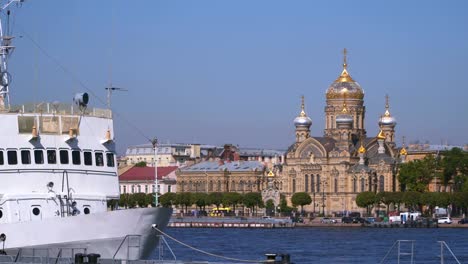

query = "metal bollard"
279;253;291;264
264;253;277;263
74;253;85;264
87;253;101;264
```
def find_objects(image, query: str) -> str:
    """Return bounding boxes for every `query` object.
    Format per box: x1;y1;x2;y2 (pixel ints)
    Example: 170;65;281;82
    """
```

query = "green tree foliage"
441;148;468;191
192;193;208;211
243;192;264;216
355;191;376;215
134;161;147;167
402;191;421;211
159;192;177;208
376;192;394;215
207;192;223;209
222;192;243;211
291;192;312;213
132;192;151;207
176;192;192;213
398;155;439;192
279;194;293;215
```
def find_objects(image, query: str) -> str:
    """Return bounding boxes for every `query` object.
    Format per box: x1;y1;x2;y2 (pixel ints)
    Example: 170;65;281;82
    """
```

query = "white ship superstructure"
0;103;118;221
0;1;171;260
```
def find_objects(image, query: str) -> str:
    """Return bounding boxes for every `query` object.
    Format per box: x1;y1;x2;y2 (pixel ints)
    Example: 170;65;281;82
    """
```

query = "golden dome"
358;144;366;154
400;147;407;156
326;49;364;100
377;129;386;140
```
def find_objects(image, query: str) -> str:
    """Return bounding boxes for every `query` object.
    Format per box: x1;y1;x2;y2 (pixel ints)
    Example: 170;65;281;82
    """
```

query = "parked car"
352;217;369;224
321;217;337;224
342;217;353;223
437;217;452;224
458;218;468;224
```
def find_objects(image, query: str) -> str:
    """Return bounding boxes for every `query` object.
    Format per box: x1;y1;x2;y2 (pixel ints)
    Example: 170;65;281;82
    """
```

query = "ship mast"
0;0;22;110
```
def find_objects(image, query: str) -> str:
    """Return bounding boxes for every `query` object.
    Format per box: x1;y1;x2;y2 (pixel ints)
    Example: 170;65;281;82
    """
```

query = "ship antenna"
0;0;22;111
105;86;127;109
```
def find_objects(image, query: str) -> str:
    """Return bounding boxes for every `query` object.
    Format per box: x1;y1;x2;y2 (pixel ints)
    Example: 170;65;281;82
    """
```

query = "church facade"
281;49;407;216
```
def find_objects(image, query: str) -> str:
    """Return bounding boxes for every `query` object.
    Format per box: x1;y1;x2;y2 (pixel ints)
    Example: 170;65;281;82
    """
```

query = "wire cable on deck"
154;227;262;263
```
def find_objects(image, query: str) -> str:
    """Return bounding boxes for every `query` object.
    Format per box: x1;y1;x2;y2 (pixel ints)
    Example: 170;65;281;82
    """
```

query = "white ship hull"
0;207;172;260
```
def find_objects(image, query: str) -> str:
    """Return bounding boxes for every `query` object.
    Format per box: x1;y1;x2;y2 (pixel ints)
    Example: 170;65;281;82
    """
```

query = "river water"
153;227;468;264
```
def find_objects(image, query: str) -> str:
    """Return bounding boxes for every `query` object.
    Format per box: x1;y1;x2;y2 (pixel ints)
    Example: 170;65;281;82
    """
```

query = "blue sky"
5;0;468;154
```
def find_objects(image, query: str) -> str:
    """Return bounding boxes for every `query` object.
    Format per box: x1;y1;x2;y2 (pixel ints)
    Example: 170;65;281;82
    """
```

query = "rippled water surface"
153;227;468;264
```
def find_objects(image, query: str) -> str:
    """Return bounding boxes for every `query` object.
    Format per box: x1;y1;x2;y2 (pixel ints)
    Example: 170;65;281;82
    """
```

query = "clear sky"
5;0;468;154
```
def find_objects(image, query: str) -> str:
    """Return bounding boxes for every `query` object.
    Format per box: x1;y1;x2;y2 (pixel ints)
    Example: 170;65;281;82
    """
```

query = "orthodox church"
281;49;407;216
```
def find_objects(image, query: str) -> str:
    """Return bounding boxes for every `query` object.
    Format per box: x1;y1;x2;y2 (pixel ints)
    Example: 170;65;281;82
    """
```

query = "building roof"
180;160;265;172
119;166;178;181
238;148;285;157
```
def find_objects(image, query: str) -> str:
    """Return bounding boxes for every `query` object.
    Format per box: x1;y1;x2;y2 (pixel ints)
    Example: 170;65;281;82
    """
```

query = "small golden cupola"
326;48;364;100
400;136;408;155
377;129;386;140
358;143;366;154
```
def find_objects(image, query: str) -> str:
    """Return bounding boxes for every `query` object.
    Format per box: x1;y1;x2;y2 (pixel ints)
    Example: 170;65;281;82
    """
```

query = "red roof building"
119;166;177;194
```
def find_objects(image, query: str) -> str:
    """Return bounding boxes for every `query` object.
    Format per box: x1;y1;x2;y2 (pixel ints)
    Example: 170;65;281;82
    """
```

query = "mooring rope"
154;227;263;263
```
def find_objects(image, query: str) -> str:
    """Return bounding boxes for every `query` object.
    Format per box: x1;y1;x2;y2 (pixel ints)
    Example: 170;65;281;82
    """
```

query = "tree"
135;161;147;167
441;148;468;191
132;192;150;207
176;192;192;214
192;193;208;211
222;192;243;212
279;194;293;216
376;192;394;215
398;156;439;192
207;192;223;209
355;192;376;216
291;192;312;214
402;191;421;212
243;192;264;216
160;192;177;208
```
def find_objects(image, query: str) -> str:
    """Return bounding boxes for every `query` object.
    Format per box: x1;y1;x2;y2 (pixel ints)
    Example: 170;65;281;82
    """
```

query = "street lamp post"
151;137;159;207
312;191;316;216
321;180;328;216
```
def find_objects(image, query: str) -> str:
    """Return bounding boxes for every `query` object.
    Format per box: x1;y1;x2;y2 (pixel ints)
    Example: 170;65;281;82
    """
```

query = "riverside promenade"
168;216;468;228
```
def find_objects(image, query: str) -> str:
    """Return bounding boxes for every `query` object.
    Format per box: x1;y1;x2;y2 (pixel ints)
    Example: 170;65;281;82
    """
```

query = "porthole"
32;207;40;216
84;208;90;215
0;210;3;219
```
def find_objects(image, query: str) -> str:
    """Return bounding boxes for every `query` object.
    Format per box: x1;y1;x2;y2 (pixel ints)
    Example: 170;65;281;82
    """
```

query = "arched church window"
334;178;338;193
231;181;236;192
239;181;244;192
353;178;357;193
292;179;296;193
379;175;385;192
305;174;309;192
209;180;213;192
360;178;365;192
217;180;221;191
188;181;193;192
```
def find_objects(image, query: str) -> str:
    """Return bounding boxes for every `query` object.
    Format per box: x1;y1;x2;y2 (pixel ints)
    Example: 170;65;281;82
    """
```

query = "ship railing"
4;247;87;263
113;235;141;260
379;240;461;264
4;102;112;118
156;235;176;262
437;241;461;264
